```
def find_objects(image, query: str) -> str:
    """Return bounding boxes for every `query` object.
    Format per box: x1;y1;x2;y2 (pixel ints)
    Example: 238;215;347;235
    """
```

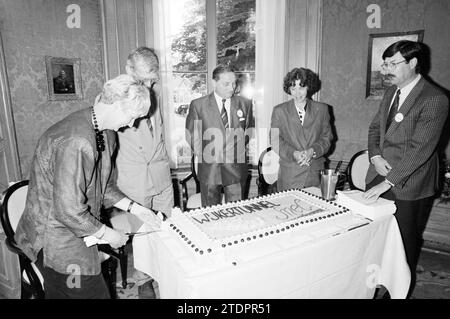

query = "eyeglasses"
381;60;407;70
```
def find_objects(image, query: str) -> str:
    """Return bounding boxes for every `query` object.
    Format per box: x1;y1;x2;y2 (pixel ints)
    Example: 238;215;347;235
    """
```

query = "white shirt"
389;74;422;112
214;92;230;118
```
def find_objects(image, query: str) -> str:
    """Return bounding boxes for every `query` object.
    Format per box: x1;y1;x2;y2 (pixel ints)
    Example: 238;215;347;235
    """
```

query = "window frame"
170;0;256;168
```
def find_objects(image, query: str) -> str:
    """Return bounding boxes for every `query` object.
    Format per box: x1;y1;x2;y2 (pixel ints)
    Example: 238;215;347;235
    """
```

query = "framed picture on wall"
45;56;82;101
366;30;424;99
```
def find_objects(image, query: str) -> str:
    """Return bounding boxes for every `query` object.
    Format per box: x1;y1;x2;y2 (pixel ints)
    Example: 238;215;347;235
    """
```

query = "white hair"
98;74;149;115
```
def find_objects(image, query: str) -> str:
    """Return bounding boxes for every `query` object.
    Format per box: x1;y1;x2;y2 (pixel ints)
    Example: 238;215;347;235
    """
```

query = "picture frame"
366;30;424;99
45;56;82;101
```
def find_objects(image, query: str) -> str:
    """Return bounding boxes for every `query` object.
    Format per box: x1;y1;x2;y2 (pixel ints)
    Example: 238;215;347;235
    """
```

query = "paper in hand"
83;236;108;247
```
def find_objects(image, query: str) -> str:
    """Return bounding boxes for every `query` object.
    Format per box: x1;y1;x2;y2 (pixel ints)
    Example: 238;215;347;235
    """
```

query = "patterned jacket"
14;108;125;275
366;78;449;200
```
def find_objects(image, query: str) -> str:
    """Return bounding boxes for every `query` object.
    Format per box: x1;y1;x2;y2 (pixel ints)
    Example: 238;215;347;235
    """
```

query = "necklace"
91;106;105;152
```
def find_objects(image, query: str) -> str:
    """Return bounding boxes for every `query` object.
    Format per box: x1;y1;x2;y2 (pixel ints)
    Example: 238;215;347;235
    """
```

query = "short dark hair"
212;64;237;81
382;40;423;74
283;67;320;96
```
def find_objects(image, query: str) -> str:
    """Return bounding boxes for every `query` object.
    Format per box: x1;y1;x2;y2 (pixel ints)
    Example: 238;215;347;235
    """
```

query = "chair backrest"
258;147;280;185
347;150;370;191
1;180;29;236
191;154;199;182
1;180;45;298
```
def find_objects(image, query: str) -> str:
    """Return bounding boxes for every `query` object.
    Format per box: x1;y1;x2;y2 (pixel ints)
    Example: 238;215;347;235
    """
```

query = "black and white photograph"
0;0;449;305
45;56;82;100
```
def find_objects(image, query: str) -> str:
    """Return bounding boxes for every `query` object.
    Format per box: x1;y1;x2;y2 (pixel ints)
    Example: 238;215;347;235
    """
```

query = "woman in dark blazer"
270;68;333;190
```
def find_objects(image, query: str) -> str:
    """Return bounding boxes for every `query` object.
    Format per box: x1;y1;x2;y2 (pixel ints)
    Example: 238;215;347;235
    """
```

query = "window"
160;0;256;167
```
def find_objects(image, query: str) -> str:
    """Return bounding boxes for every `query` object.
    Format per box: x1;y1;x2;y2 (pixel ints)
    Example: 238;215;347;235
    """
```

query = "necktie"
221;99;229;129
386;89;401;132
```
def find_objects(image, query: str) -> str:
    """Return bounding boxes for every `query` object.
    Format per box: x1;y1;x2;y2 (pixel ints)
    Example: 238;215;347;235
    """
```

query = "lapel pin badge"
237;109;244;117
395;113;404;123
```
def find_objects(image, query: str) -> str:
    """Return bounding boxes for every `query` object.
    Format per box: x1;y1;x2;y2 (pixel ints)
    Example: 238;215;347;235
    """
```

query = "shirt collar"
214;92;229;109
294;99;308;112
397;74;421;97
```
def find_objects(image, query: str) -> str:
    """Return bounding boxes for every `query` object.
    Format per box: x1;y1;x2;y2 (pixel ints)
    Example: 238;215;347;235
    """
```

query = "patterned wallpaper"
1;0;449;174
320;0;450;162
0;0;104;176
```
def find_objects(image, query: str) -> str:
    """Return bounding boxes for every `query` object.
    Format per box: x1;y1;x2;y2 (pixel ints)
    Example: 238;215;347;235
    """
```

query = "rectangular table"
132;188;410;299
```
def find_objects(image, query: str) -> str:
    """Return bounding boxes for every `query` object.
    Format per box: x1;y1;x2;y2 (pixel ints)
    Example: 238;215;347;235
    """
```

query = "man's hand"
363;181;391;200
372;157;392;176
102;227;128;249
131;204;162;230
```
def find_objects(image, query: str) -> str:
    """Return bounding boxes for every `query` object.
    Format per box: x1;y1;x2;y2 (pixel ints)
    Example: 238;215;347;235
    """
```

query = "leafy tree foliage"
171;0;255;72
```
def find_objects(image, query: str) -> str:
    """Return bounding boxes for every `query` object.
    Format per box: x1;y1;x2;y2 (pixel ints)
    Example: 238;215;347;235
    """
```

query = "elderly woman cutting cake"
14;74;162;299
270;67;333;191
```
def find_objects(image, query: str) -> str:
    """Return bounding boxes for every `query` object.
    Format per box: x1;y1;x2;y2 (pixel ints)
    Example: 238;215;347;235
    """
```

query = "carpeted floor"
116;247;450;299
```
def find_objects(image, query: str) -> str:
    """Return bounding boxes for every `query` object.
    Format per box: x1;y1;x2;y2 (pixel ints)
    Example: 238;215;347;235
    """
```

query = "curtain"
152;0;178;168
254;0;287;162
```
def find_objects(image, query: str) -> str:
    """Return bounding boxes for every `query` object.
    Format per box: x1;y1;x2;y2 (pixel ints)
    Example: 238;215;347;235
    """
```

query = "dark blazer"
186;93;254;186
270;99;333;190
366;78;449;200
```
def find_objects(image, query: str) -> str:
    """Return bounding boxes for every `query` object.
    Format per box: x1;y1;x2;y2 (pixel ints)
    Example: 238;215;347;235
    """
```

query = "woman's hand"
293;150;305;164
102;227;128;249
131;204;162;230
298;148;314;166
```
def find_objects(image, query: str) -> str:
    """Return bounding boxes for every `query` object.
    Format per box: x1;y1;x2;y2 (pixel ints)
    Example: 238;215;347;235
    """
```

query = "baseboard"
423;240;450;254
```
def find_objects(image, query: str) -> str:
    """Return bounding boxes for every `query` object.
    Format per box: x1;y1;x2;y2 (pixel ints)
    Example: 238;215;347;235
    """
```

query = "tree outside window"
167;0;256;167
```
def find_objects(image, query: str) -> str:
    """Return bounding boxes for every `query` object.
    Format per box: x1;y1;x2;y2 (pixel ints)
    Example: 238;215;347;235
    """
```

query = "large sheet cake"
163;189;370;263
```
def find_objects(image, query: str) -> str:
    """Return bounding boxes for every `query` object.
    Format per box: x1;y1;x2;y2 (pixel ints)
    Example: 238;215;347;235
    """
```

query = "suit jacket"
116;104;172;208
186;93;254;186
366;78;449;200
270;99;333;190
14;108;124;275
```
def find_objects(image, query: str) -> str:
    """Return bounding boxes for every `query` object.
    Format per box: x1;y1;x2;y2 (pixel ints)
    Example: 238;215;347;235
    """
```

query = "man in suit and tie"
364;40;449;297
186;65;254;207
115;47;173;298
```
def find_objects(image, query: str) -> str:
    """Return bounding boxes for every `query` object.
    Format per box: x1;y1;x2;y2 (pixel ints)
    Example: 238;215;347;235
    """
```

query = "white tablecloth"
133;188;410;299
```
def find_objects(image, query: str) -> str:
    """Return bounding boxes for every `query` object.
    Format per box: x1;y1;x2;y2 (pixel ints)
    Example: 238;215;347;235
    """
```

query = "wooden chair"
180;154;231;210
0;180;127;298
0;180;44;299
179;154;201;211
256;147;280;196
347;150;370;191
101;207;130;290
